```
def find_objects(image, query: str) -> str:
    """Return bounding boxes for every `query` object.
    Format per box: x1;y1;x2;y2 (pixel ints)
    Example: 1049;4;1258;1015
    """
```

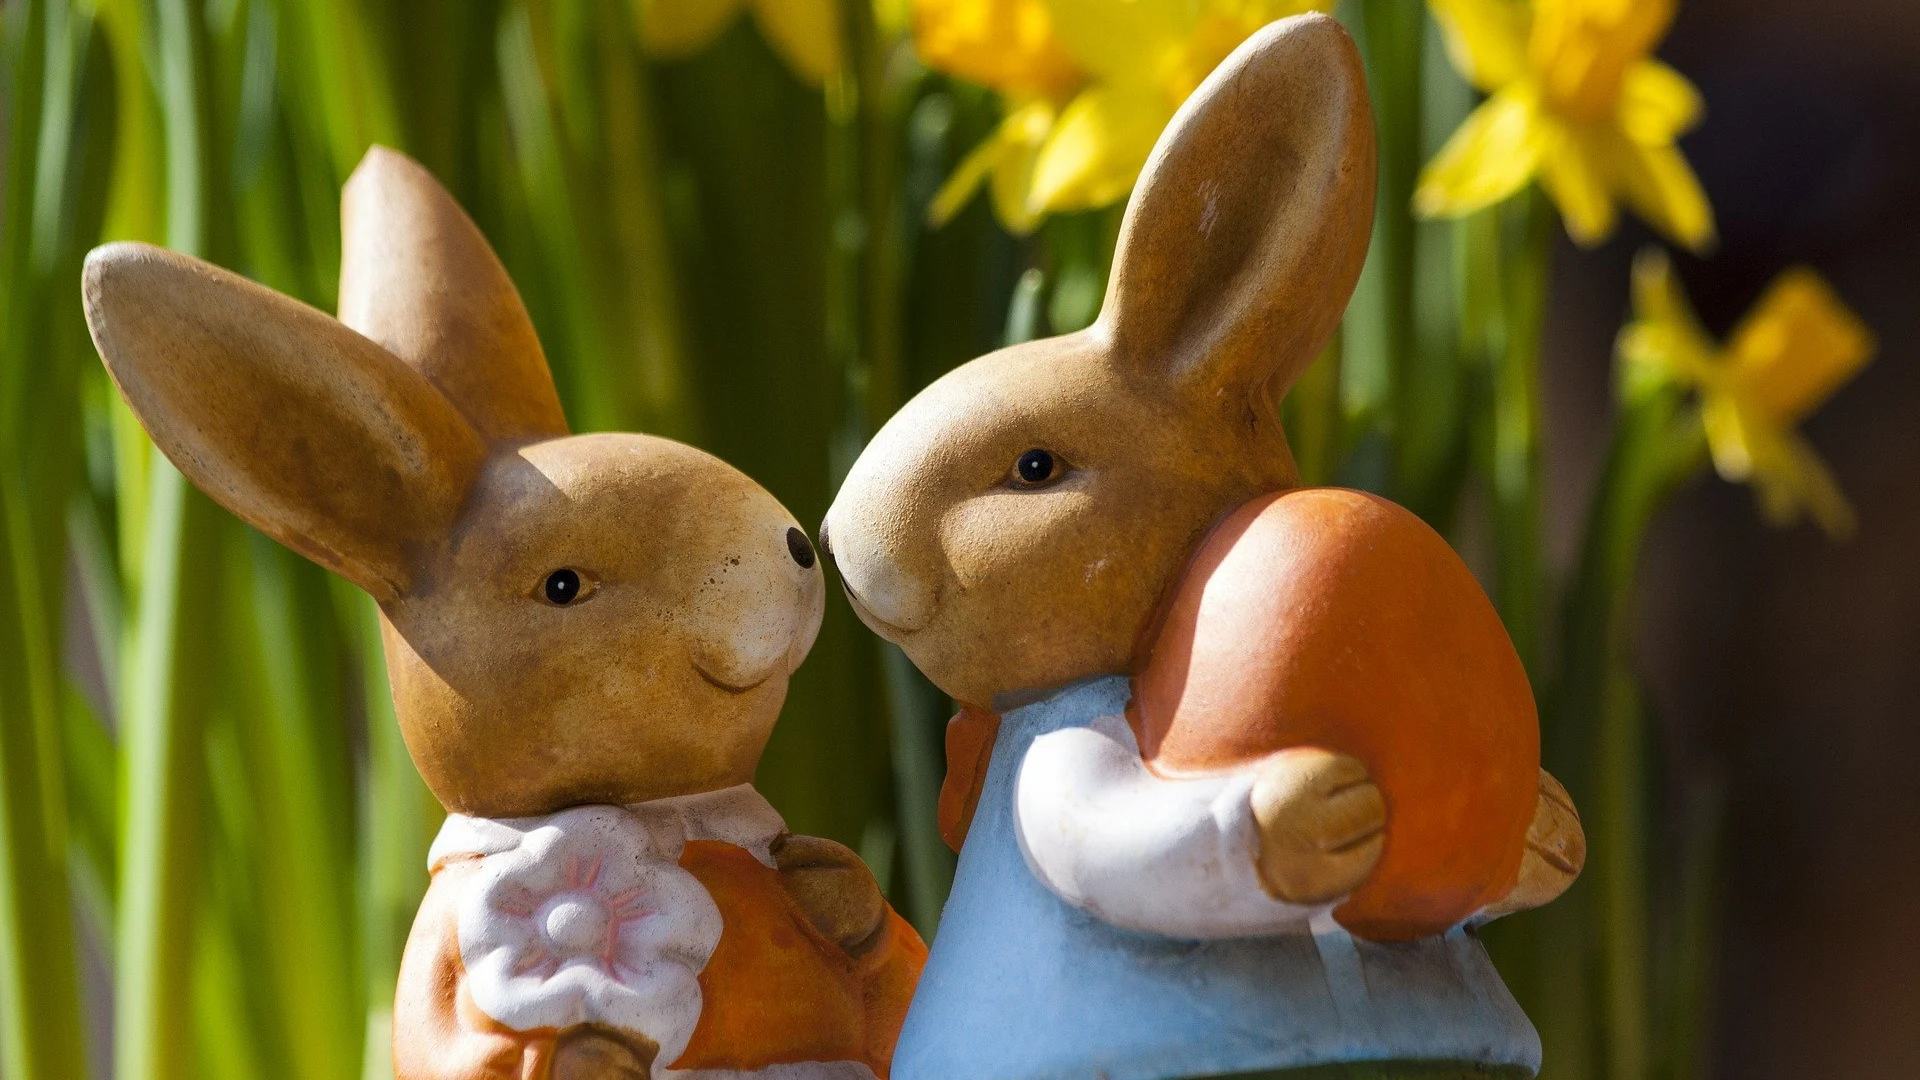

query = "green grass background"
0;1;1725;1078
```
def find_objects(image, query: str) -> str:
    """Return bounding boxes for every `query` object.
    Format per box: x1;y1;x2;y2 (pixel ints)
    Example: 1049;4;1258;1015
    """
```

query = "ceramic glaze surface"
1014;712;1321;937
892;677;1541;1080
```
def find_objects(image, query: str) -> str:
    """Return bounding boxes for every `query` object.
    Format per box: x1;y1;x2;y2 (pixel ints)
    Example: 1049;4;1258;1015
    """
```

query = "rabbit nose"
786;526;816;569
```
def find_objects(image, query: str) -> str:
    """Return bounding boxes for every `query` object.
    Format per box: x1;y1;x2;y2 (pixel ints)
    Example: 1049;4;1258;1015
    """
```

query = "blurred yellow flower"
637;0;841;86
1619;250;1873;538
928;98;1062;234
1416;0;1715;251
918;0;1329;233
914;0;1083;98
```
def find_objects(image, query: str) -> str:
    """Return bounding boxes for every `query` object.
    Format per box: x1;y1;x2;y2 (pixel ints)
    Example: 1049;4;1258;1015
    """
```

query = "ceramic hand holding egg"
825;14;1580;1080
84;149;922;1080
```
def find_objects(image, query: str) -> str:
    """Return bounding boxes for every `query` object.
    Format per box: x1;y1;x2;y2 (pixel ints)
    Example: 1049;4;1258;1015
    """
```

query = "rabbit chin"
837;576;923;643
387;641;792;817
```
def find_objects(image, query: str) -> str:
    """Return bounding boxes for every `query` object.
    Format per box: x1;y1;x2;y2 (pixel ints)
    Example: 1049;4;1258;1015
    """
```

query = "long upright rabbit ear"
338;146;569;443
84;243;488;601
1096;13;1374;403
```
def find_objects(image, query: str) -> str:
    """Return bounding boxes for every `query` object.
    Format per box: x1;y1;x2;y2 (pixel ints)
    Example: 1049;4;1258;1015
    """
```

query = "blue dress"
889;676;1540;1080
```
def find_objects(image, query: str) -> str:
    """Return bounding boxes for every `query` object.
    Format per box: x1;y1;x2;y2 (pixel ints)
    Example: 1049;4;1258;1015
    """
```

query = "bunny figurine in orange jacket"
822;14;1581;1080
84;147;923;1080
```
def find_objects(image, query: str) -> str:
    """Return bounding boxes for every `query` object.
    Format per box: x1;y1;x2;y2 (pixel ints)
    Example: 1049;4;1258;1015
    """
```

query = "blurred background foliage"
0;0;1879;1079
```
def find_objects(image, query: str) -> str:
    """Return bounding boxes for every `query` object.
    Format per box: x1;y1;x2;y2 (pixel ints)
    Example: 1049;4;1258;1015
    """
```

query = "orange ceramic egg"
1129;488;1538;941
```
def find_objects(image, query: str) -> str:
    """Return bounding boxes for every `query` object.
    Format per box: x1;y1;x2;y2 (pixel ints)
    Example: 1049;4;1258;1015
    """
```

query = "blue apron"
890;676;1540;1080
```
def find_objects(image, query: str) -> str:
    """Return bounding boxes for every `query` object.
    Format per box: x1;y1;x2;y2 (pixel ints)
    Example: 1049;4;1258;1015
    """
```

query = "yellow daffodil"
914;0;1083;98
637;0;840;86
1416;0;1715;252
1618;250;1873;537
918;0;1328;233
928;98;1063;233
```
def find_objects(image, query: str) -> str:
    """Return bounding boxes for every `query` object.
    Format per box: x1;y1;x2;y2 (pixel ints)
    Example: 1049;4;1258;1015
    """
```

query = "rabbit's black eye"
1012;448;1058;487
537;568;598;606
544;568;582;605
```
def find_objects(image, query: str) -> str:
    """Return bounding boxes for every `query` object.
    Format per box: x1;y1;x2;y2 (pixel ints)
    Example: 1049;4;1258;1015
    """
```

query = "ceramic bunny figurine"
822;15;1582;1080
84;148;924;1080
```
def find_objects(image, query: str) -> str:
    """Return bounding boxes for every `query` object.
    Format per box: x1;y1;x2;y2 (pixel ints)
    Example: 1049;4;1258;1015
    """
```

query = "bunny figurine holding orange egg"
821;14;1583;1080
84;148;924;1080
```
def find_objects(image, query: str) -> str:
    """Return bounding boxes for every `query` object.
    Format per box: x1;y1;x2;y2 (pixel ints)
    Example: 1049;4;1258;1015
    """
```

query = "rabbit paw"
551;1026;656;1080
1249;748;1386;905
1478;768;1585;921
772;834;888;956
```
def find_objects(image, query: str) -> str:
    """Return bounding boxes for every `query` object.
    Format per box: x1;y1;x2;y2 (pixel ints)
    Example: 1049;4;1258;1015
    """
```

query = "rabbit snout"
818;510;939;639
684;534;825;692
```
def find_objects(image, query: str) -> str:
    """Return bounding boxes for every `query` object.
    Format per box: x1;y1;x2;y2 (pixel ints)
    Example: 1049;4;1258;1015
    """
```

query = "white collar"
428;784;787;872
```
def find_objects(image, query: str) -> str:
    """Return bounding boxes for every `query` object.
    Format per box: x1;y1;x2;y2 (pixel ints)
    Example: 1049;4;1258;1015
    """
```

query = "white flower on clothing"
455;804;722;1065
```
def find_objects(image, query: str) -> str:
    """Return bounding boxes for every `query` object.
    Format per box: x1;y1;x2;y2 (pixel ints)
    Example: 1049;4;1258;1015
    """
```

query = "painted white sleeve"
1012;714;1321;938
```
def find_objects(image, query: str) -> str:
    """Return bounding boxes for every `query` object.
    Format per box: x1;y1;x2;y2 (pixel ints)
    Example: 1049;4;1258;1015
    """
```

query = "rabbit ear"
338;146;569;444
84;242;488;601
1095;14;1374;404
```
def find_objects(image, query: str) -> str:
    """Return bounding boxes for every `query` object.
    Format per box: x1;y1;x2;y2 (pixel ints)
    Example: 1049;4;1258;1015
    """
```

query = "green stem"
501;0;697;438
116;462;219;1080
118;0;212;1073
1397;16;1477;526
849;0;906;433
495;2;614;430
1655;772;1727;1080
1282;337;1343;487
1003;267;1045;346
880;645;954;935
1555;387;1708;1080
346;584;441;1080
824;7;864;457
155;0;204;259
1039;208;1118;335
93;0;165;244
0;2;91;1075
1340;0;1423;492
589;0;698;440
0;482;88;1080
234;535;359;1080
1593;669;1648;1080
1491;188;1553;675
285;0;401;180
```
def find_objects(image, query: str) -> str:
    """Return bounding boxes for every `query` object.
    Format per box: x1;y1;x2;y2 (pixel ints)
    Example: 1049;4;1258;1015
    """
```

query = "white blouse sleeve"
1011;713;1321;938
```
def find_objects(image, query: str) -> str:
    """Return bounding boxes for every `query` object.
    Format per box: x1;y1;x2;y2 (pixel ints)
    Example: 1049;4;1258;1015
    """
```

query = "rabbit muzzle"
682;524;827;693
818;506;939;640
